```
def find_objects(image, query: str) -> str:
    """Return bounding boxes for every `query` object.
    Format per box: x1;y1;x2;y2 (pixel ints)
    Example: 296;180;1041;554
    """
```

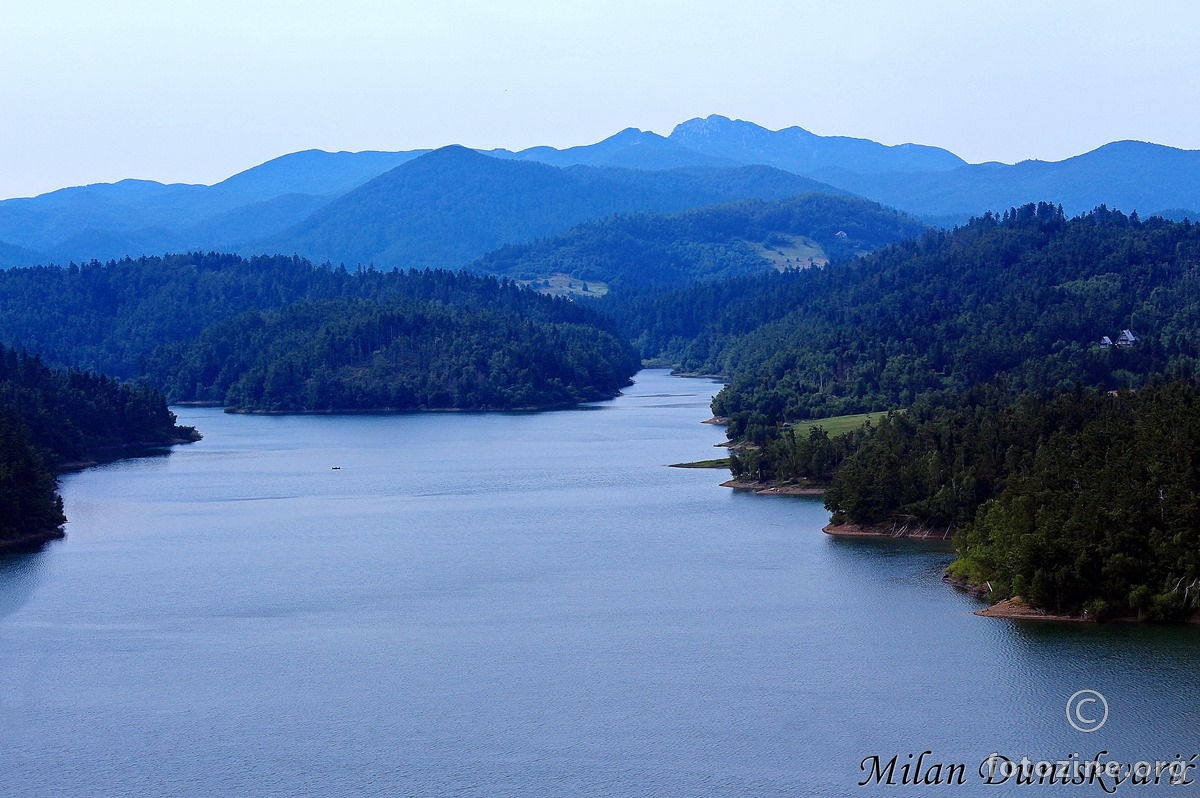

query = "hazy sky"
2;0;1198;199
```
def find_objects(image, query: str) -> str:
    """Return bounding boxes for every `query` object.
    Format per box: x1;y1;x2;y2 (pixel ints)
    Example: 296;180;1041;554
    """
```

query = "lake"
2;370;1198;796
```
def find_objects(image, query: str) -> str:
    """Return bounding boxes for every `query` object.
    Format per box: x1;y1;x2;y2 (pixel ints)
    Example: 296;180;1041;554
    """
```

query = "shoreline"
701;460;1117;623
38;434;204;551
54;434;202;474
720;478;826;496
943;576;1200;624
971;596;1090;622
216;391;628;416
670;371;729;380
0;527;66;555
822;519;956;540
223;402;597;415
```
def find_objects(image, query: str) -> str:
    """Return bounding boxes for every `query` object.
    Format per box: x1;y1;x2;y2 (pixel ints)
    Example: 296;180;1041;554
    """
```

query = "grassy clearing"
521;273;609;298
787;410;892;437
744;235;828;272
669;458;732;469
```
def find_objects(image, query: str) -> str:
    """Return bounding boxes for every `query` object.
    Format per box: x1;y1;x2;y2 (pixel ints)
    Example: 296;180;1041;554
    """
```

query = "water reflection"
0;551;50;620
89;445;174;469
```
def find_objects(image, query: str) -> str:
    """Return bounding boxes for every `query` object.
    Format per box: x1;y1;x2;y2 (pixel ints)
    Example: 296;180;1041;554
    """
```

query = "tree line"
818;378;1200;620
145;298;639;412
473;193;926;289
0;342;195;547
639;205;1200;618
603;204;1200;441
0;254;641;412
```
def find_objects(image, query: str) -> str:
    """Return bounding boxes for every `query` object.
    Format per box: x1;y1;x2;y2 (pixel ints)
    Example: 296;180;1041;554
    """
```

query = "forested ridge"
606;204;1200;439
0;254;640;412
0;252;366;378
808;379;1200;620
729;371;1200;620
648;204;1200;619
146;298;638;411
473;194;926;289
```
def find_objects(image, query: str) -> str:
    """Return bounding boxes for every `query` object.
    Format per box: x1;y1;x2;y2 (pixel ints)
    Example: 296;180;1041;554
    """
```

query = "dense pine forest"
807;380;1200;620
639;204;1200;619
0;252;373;378
472;194;926;289
606;204;1200;439
145;298;638;411
0;409;65;550
0;255;640;411
0;343;195;549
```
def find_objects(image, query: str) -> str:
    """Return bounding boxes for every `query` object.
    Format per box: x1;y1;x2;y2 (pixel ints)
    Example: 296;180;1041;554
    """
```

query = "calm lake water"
2;370;1198;796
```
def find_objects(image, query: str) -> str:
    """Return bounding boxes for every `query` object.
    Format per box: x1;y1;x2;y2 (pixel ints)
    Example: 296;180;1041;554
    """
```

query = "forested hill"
0;344;193;464
263;146;846;270
626;203;1200;620
0;342;196;549
471;194;926;290
0;255;640;413
812;380;1200;620
144;298;638;412
0;252;385;378
607;204;1200;439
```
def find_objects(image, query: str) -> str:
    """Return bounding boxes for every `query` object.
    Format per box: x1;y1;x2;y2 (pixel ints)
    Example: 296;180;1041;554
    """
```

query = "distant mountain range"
0;115;1196;268
825;139;1200;224
264;146;842;270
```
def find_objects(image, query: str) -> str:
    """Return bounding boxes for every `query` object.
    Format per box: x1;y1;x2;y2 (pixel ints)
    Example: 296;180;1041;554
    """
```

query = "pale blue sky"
2;0;1198;199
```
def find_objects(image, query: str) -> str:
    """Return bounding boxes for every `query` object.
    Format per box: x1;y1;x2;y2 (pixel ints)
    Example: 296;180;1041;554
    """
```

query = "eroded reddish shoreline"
719;478;825;496
822;519;956;541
